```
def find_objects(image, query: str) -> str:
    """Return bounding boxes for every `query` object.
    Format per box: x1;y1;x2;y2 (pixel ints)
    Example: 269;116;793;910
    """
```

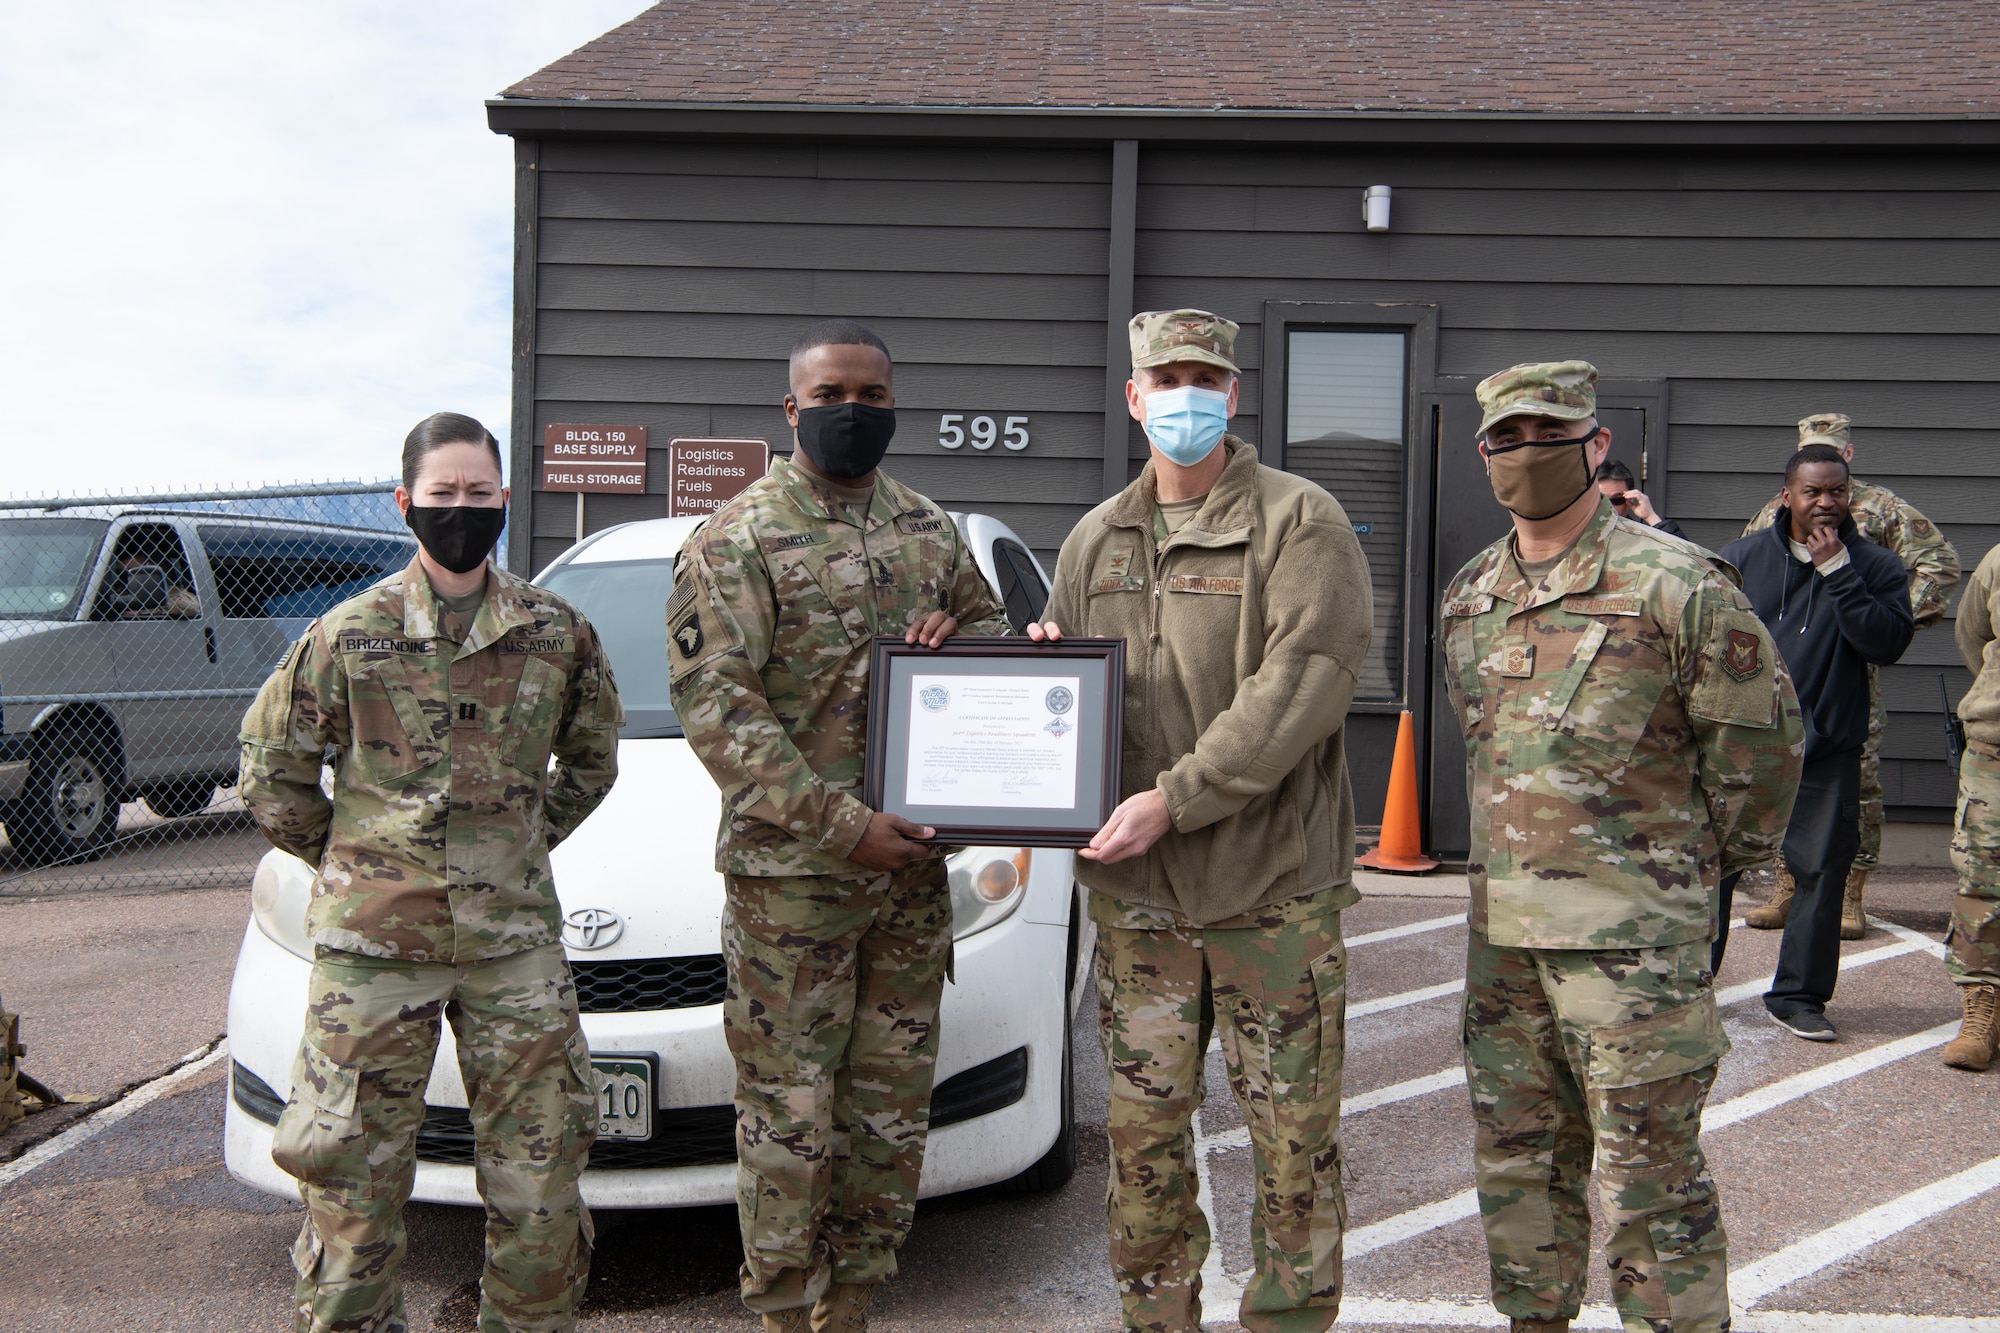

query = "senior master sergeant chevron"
1440;362;1803;1333
668;319;1013;1333
240;412;624;1333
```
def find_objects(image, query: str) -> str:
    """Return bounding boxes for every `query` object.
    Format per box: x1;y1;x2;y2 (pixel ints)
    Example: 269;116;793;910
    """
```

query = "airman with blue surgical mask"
1027;309;1374;1332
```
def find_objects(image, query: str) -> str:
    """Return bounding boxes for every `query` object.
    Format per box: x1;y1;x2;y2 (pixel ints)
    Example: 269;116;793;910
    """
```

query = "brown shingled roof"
504;1;2000;115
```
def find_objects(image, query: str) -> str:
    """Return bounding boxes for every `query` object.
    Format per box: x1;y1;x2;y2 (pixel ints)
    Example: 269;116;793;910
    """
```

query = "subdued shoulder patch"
667;569;739;683
1722;629;1761;681
1689;607;1778;728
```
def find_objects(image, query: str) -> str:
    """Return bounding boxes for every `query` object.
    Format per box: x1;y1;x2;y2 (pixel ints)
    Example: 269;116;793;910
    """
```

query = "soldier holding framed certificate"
1029;309;1374;1333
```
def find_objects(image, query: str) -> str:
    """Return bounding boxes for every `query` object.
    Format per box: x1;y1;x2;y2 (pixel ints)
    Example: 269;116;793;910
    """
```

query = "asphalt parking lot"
2;871;1995;1332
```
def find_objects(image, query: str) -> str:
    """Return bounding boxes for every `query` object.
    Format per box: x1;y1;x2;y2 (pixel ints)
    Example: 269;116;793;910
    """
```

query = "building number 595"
938;414;1030;451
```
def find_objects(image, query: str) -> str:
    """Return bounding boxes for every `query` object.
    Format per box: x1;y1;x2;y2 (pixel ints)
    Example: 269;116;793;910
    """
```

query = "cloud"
0;1;645;497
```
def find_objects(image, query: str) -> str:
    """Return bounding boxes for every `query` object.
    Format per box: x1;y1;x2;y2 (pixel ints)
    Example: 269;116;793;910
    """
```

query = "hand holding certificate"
865;636;1124;847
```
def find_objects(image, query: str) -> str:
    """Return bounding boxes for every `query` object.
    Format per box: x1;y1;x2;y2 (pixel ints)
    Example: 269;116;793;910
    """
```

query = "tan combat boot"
1840;866;1869;940
1745;866;1796;929
811;1282;879;1333
763;1308;812;1333
1942;983;1999;1072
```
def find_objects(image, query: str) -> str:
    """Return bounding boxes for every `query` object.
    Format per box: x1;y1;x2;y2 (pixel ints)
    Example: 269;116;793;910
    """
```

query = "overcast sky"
1;1;645;498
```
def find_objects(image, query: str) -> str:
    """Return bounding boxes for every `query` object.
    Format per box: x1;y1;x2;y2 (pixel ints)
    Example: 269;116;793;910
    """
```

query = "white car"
223;513;1092;1208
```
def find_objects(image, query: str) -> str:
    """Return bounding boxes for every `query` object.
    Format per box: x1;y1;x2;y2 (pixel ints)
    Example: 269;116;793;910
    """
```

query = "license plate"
590;1056;654;1141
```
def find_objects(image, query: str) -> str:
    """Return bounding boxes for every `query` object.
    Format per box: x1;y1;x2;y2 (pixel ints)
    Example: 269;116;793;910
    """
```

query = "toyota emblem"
562;907;625;951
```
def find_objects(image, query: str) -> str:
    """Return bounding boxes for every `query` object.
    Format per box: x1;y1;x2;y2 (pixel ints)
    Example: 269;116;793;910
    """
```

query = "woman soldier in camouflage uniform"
240;413;623;1333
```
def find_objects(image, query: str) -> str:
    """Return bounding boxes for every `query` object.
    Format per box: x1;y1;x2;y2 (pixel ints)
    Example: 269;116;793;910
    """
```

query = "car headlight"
251;851;316;961
948;847;1030;941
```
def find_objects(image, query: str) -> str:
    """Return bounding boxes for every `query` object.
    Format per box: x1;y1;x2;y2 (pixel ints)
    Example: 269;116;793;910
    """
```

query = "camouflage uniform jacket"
238;558;623;963
667;457;1011;876
1442;498;1804;950
1745;479;1959;626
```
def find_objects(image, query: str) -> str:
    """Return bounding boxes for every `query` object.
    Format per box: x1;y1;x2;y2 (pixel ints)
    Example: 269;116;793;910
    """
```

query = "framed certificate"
864;635;1125;848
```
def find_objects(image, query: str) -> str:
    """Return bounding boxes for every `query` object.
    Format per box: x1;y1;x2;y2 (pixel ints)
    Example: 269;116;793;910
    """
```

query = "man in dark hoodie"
1720;444;1914;1041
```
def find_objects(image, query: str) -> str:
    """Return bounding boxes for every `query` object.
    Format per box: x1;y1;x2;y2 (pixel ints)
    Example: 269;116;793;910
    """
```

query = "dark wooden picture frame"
864;635;1125;848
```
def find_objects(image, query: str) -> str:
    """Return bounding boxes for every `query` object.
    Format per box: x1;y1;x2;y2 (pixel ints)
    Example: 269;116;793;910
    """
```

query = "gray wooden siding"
520;132;1995;820
526;140;1113;574
1134;144;2000;819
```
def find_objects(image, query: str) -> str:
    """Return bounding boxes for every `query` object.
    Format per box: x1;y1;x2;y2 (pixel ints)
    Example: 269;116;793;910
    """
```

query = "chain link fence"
0;481;418;895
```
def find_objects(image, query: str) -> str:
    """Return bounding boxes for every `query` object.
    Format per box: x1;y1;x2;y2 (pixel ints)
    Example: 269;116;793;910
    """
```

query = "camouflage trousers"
1463;931;1732;1333
1856;670;1886;869
1947;743;2000;987
1090;890;1348;1333
272;944;597;1333
721;862;952;1314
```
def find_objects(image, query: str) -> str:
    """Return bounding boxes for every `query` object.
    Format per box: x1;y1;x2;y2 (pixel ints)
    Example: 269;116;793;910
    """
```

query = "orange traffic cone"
1357;709;1437;873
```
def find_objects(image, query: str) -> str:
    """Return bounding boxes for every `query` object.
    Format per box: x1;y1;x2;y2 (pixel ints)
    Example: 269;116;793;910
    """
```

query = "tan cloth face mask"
1485;432;1596;521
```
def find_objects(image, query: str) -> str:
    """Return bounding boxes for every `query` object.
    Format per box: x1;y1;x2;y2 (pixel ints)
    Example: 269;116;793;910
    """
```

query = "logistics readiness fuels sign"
667;438;768;517
540;426;769;516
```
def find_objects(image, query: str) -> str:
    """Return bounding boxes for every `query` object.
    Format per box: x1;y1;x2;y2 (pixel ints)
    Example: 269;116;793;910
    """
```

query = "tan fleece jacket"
1955;544;2000;747
1043;438;1374;924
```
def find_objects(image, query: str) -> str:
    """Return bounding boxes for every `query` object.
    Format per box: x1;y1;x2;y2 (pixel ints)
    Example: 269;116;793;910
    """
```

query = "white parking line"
1190;916;1978;1329
1732;1151;2000;1308
1343;918;1751;1026
1345;913;1466;950
1326;1019;1962;1263
1715;932;1935;1008
1348;978;1465;1020
1307;1298;2000;1330
1321;918;1945;1125
1707;1021;1960;1131
0;1040;229;1189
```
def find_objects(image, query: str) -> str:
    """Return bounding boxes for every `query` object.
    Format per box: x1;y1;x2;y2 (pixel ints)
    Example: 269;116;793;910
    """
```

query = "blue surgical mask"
1142;385;1230;466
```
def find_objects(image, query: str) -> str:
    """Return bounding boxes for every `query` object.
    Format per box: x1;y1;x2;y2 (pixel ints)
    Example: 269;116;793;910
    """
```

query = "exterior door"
1423;385;1667;858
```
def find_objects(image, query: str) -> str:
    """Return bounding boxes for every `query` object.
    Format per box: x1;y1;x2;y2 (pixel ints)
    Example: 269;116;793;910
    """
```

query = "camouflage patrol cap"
1797;412;1852;449
1474;360;1598;439
1129;309;1241;374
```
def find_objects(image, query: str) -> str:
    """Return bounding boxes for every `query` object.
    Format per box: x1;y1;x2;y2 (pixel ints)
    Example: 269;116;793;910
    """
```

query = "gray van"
0;511;415;864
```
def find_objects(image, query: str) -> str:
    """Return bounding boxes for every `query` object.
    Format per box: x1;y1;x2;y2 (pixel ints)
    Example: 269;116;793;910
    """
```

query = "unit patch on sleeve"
671;614;705;660
1723;628;1761;682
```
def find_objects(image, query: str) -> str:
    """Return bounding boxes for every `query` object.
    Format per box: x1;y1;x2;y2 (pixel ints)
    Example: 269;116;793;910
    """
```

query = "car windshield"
0;518;108;620
534;557;682;739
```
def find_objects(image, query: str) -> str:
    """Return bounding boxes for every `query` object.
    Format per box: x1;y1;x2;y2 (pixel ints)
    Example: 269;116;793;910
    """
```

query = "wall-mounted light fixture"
1363;185;1392;232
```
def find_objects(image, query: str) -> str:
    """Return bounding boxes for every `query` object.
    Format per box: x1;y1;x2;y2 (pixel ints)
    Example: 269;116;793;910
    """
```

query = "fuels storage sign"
541;424;647;492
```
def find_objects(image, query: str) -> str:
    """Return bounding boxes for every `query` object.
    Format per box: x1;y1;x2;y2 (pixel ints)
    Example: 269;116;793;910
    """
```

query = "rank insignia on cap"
1723;629;1761;681
672;614;704;659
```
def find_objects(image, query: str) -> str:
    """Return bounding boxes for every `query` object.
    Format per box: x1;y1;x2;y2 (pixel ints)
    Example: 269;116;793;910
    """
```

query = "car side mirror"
110;565;169;617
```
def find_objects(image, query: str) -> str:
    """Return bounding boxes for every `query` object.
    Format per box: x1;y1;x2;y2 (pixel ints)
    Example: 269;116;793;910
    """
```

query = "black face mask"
405;504;505;575
795;403;897;480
